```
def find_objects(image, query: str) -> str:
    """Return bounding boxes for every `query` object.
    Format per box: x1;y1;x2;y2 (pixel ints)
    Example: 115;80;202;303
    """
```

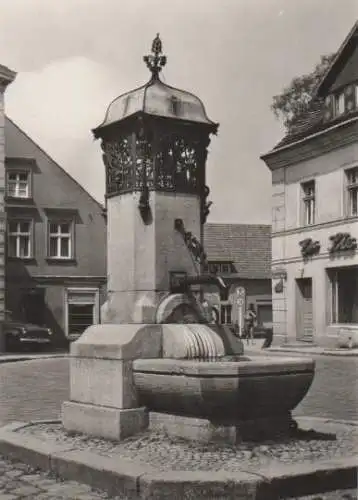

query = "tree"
271;53;336;132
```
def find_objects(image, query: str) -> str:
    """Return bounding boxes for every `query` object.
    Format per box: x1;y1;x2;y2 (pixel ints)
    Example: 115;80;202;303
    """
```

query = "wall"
4;118;107;340
0;68;16;328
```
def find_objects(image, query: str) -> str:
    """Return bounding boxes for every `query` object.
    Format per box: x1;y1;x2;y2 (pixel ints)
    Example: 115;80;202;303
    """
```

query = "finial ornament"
143;33;167;80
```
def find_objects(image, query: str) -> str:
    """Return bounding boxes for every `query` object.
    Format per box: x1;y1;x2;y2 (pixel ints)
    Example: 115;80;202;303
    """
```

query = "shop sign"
299;238;321;258
272;268;287;280
329;232;357;254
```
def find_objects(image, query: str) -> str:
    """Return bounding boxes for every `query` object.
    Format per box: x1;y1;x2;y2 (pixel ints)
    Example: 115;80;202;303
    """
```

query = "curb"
0;419;357;499
267;348;358;357
0;354;68;364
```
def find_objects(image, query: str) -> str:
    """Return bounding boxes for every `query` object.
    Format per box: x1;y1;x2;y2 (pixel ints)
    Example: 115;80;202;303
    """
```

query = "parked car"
1;312;53;352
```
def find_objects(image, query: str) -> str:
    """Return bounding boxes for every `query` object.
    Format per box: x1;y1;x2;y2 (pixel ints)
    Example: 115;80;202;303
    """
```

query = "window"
335;91;345;116
301;180;315;225
7;171;30;198
48;221;72;259
66;288;99;339
221;263;230;274
205;261;233;274
8;220;32;258
68;304;94;335
220;304;232;325
330;267;358;324
346;167;358;216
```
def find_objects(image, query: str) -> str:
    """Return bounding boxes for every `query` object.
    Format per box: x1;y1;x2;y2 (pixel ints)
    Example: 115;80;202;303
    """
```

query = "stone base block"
149;412;293;444
336;328;358;349
62;401;148;440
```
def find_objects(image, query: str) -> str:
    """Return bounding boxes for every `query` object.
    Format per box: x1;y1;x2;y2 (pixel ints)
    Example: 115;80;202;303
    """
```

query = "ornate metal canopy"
93;35;218;217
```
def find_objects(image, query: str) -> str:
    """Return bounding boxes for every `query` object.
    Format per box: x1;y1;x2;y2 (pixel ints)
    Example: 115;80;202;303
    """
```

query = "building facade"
0;65;16;341
4;117;106;344
203;223;272;330
262;21;358;347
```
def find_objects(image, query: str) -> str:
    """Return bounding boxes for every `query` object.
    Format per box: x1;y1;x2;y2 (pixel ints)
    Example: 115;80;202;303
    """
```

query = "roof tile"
204;223;271;279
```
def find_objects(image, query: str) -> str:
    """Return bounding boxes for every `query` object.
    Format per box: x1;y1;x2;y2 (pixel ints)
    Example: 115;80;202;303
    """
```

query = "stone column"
0;65;16;352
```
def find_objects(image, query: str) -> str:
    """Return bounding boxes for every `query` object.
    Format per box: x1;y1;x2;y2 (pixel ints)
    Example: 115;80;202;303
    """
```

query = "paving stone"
10;484;41;496
0;454;125;499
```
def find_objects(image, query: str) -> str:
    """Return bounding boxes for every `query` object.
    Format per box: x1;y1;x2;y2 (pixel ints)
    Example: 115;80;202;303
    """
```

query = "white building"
261;21;358;348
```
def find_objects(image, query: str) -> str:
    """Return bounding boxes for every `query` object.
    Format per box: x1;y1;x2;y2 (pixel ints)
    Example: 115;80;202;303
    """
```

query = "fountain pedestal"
62;35;315;444
62;323;234;440
62;324;161;439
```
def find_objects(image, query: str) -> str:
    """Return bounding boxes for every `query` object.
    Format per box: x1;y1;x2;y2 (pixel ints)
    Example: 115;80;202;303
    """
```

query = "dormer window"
204;261;234;274
7;171;30;198
335;91;345;116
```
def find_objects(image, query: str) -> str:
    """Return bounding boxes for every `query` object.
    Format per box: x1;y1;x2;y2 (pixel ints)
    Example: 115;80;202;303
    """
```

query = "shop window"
7;171;31;198
8;219;32;258
331;267;358;324
346;167;358;216
220;304;232;325
301;180;315;226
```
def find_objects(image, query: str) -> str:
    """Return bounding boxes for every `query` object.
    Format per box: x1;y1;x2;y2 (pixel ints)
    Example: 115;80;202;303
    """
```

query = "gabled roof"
315;20;358;96
0;64;16;85
264;21;358;155
203;223;271;280
4;116;103;211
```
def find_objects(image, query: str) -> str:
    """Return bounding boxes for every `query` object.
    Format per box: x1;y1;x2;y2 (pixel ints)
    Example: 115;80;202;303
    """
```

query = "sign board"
236;287;245;297
272;268;287;280
234;287;246;337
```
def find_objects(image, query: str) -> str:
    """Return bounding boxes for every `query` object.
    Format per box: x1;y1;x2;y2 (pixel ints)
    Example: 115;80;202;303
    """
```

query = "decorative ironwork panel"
155;134;202;192
134;136;154;189
101;136;133;194
101;128;211;197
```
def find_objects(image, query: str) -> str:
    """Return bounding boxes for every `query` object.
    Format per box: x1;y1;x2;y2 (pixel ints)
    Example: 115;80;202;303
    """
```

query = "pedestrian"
244;303;257;345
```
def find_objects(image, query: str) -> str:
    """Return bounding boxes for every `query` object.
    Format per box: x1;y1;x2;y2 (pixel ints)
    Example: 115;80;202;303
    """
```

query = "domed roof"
94;35;217;133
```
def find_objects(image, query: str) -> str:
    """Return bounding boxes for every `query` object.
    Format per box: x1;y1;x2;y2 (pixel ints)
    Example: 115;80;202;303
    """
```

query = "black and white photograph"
0;1;357;498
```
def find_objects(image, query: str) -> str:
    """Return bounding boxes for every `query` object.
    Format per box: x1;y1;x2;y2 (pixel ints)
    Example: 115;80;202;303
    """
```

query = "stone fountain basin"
132;356;315;422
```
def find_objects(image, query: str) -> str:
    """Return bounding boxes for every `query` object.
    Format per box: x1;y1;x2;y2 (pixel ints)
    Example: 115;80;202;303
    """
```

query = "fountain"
62;35;315;444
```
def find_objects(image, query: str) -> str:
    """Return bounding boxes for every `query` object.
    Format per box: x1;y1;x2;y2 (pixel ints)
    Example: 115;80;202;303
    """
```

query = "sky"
0;0;357;224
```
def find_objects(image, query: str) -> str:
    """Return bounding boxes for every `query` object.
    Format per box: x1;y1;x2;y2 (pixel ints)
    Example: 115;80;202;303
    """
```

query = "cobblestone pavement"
0;357;357;498
0;456;128;499
18;421;358;472
0;358;69;424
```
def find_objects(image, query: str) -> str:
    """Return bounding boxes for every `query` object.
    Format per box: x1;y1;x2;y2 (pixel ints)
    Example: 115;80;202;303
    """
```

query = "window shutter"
323;95;333;121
